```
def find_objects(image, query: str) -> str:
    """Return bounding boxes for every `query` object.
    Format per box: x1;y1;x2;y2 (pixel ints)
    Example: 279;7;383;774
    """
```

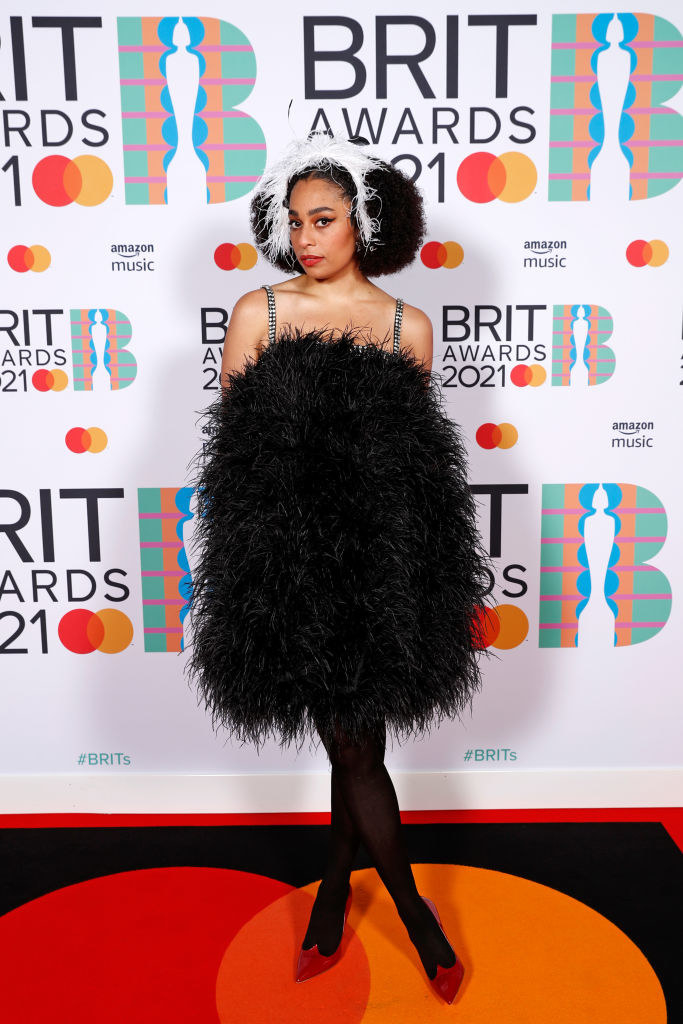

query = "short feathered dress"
186;286;491;750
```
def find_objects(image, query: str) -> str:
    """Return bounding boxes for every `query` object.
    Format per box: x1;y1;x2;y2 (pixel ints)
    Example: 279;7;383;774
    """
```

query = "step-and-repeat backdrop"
1;2;681;776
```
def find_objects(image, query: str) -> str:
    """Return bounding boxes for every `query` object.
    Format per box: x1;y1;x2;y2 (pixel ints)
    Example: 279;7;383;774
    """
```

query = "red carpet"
0;808;679;1021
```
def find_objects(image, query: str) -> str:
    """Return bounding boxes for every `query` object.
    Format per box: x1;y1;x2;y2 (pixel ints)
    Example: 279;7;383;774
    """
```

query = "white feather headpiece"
252;132;385;264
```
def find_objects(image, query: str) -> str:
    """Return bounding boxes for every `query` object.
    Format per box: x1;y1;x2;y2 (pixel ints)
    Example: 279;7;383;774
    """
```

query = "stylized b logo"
117;16;266;204
70;309;138;391
540;482;671;647
551;304;615;386
549;12;683;201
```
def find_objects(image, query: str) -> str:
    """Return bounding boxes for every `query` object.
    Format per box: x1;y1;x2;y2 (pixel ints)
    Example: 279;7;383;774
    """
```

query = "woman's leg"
301;765;362;955
318;722;456;978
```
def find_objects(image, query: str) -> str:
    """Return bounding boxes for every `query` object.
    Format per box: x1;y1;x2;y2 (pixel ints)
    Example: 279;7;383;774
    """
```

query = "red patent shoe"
421;896;465;1004
295;886;353;983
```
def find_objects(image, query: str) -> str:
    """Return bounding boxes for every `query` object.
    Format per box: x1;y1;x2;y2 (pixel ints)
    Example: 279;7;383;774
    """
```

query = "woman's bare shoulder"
220;290;268;381
230;287;269;319
401;301;432;333
399;301;433;369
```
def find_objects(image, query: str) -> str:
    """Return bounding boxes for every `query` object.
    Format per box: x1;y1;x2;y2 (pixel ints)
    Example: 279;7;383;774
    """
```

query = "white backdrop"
1;1;681;785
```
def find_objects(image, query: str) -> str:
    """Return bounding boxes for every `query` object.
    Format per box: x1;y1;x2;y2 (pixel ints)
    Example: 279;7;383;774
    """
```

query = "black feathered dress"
185;293;491;751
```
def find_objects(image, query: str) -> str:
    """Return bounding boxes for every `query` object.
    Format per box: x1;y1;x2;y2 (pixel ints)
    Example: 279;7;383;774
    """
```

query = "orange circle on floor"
217;864;665;1022
215;884;371;1021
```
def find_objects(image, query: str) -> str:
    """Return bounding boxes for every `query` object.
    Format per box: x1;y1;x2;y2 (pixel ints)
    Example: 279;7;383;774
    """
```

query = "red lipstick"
300;255;323;265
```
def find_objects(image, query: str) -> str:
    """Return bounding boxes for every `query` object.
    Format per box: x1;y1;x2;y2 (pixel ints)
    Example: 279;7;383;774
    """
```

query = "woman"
187;133;491;1005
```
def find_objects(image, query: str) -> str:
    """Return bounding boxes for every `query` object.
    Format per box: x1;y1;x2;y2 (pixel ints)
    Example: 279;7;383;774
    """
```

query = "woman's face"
288;176;358;278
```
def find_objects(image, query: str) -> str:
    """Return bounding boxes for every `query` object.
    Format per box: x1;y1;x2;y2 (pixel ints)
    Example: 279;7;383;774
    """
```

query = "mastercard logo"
625;239;669;267
476;422;518;449
33;369;68;392
510;364;546;387
473;604;528;650
214;242;258;271
420;241;464;269
8;245;51;272
65;427;108;454
32;155;113;207
457;151;537;203
58;608;134;654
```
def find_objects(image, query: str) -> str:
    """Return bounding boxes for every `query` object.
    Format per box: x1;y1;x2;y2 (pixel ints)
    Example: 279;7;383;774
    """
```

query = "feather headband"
252;132;385;264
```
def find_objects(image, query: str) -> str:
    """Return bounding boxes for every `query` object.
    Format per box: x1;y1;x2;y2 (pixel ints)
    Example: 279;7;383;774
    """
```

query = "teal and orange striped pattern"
138;487;194;652
70;309;137;391
551;304;615;386
549;13;683;201
540;483;671;647
117;17;266;205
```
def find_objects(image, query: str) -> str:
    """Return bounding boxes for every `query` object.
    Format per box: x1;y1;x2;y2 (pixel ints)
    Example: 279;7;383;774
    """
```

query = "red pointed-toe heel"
295;885;353;983
421;896;465;1005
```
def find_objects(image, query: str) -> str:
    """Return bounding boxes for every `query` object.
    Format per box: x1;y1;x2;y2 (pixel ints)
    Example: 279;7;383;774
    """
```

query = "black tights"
302;723;456;978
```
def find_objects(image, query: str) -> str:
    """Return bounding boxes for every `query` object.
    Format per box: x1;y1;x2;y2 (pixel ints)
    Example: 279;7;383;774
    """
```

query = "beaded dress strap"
262;284;276;344
393;298;403;354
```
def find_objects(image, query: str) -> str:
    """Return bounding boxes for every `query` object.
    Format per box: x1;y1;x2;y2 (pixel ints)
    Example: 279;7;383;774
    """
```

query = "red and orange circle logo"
32;155;113;207
32;369;68;392
8;245;51;272
58;608;133;654
457;152;537;203
625;239;668;267
476;423;518;449
65;427;108;454
510;364;546;387
214;243;258;270
473;604;529;650
420;241;464;269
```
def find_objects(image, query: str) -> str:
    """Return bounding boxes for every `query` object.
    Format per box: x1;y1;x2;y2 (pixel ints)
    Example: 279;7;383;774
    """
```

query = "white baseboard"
0;767;681;814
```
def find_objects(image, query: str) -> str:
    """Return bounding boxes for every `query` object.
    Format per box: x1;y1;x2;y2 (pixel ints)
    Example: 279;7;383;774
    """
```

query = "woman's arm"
401;304;433;373
219;288;269;388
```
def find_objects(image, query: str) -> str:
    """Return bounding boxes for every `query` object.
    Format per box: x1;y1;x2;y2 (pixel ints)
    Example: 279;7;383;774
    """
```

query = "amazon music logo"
111;242;156;273
611;420;655;449
523;239;568;269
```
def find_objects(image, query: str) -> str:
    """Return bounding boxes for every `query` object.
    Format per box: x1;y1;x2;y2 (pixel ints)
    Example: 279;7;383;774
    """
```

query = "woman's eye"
316;218;332;227
288;220;300;230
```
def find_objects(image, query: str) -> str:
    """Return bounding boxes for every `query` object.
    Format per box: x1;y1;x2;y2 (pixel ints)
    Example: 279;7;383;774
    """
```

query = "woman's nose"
298;222;315;247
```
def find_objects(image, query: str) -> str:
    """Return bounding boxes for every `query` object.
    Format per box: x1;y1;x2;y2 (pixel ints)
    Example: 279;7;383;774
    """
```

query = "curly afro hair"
249;158;426;278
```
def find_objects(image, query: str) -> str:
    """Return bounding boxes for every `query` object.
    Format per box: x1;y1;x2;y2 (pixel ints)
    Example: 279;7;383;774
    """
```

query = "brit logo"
117;16;266;204
549;12;683;201
540;483;671;647
551;304;615;386
70;309;138;391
